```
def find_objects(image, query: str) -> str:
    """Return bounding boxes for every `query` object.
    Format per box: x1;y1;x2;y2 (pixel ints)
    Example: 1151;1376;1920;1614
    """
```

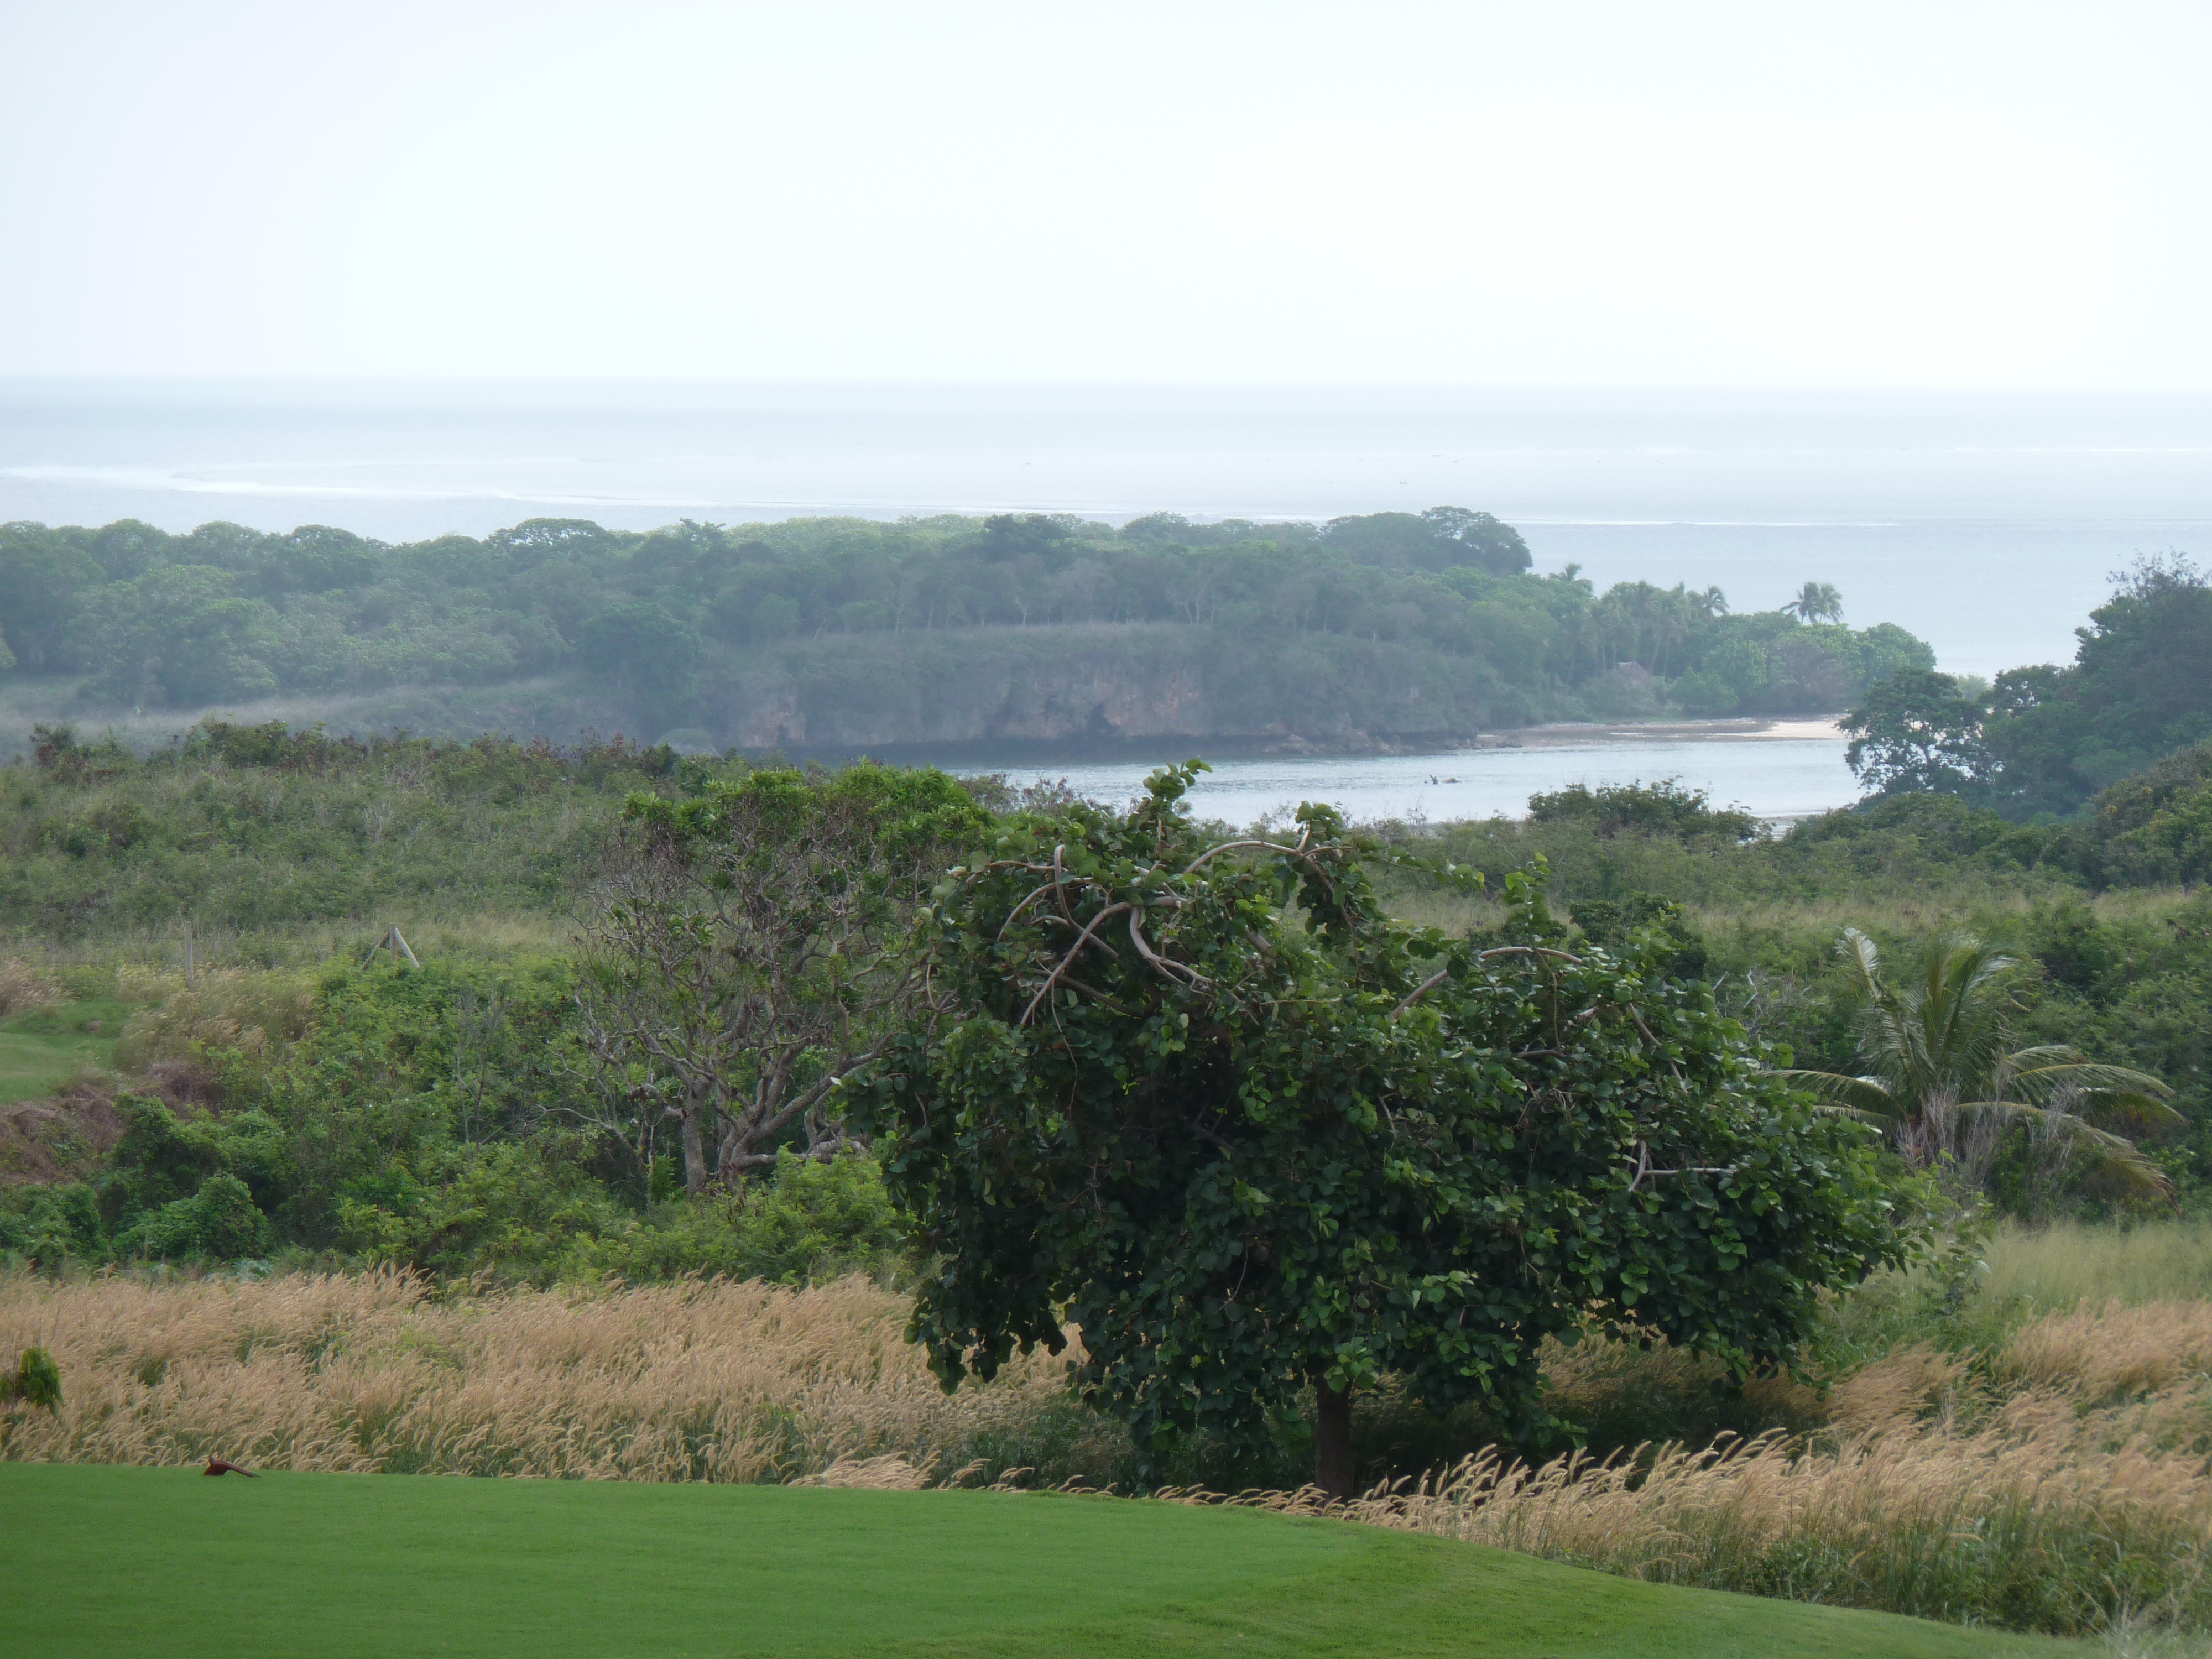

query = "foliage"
10;727;2212;1281
2061;739;2212;888
0;1183;103;1266
2;512;1933;748
1567;891;1710;982
578;763;993;1192
1949;556;2211;818
1782;581;1846;625
123;1171;270;1261
0;722;717;941
4;1345;60;1412
0;946;938;1283
0;1342;61;1449
858;764;1912;1494
1777;929;2177;1197
1528;778;1765;842
551;1153;909;1285
1840;669;1990;796
1823;557;2212;822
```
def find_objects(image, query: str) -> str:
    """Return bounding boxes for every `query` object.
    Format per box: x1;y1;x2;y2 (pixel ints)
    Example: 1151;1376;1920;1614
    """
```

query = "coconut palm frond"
1771;1069;1899;1123
1836;927;1883;984
1955;1099;2175;1198
2000;1051;2180;1132
1918;936;2020;1086
1817;925;2176;1201
2004;1044;2098;1067
2007;1059;2175;1103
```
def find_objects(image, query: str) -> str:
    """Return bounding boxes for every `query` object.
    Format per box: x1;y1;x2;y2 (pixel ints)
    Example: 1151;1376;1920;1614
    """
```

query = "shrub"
112;969;317;1076
0;1183;104;1267
124;1172;269;1261
1527;778;1764;841
0;959;62;1017
556;1153;908;1285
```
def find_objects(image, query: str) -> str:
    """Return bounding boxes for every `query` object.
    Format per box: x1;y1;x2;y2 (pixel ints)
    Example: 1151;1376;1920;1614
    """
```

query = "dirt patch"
1;1083;126;1185
0;1061;221;1186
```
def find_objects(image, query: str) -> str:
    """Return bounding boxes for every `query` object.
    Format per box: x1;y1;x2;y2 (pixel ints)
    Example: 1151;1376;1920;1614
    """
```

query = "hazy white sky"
3;1;2208;388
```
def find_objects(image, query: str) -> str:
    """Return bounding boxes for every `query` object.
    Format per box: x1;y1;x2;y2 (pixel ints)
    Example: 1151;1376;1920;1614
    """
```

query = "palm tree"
1776;930;2177;1196
1782;581;1844;625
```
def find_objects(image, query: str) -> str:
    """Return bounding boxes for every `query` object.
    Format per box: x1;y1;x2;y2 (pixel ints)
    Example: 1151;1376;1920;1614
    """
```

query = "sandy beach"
1484;716;1847;749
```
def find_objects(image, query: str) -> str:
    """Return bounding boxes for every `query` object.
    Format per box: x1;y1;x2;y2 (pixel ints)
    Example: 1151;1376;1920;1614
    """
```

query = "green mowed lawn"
0;999;125;1105
6;1464;2086;1658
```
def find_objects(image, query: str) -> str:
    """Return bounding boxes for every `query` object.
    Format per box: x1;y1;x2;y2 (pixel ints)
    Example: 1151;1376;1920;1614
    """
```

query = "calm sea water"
985;734;1853;829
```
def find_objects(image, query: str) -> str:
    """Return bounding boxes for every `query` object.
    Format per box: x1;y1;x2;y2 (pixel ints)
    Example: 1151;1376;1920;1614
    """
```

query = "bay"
979;726;1855;830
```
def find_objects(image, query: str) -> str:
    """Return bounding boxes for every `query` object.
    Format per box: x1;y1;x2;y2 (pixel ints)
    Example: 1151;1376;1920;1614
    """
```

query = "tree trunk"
1313;1379;1355;1503
680;1105;707;1196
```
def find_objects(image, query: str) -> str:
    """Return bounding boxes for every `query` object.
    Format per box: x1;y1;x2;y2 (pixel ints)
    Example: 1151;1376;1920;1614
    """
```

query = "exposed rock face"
707;624;1513;755
720;628;1227;752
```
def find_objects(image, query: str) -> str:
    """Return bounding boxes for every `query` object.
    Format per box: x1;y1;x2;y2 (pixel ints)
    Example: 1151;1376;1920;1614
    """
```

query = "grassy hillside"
0;722;718;945
0;998;122;1105
5;1463;2084;1658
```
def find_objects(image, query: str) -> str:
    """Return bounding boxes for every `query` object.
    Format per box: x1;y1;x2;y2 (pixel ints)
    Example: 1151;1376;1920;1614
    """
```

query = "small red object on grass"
203;1457;257;1478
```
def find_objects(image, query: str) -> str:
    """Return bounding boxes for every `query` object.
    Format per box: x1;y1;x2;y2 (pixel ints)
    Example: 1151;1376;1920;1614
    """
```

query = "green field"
4;1465;2086;1658
0;998;122;1105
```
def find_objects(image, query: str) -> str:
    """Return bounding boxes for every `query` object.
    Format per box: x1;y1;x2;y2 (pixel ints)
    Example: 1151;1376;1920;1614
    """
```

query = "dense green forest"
1;508;1933;754
1844;554;2212;820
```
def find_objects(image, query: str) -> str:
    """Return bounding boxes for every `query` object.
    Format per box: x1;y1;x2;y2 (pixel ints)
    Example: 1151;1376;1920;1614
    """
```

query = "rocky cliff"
711;625;1519;757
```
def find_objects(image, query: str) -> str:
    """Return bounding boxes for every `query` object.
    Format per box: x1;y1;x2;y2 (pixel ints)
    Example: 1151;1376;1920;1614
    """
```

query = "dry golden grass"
1275;1303;2212;1632
0;1269;1094;1483
1997;1298;2212;1404
111;969;319;1071
0;958;62;1017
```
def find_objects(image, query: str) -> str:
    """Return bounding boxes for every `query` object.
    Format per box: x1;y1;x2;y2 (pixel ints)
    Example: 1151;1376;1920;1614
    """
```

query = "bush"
557;1154;909;1285
1527;778;1764;842
0;1182;103;1267
0;959;62;1016
112;970;317;1077
124;1172;269;1261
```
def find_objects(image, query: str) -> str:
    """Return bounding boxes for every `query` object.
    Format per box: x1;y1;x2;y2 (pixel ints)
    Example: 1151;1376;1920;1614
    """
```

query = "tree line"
1841;554;2212;820
2;508;1932;743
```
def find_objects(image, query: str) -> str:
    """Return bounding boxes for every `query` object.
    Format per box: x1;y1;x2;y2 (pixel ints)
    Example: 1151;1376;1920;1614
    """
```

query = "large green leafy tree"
1983;556;2212;816
577;601;703;733
1841;668;1990;796
1318;507;1531;575
84;565;282;707
856;764;1911;1498
581;764;992;1194
0;524;105;672
1779;929;2176;1197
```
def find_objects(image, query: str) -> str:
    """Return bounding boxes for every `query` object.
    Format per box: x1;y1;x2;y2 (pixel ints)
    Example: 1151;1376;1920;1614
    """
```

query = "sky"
3;1;2210;388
